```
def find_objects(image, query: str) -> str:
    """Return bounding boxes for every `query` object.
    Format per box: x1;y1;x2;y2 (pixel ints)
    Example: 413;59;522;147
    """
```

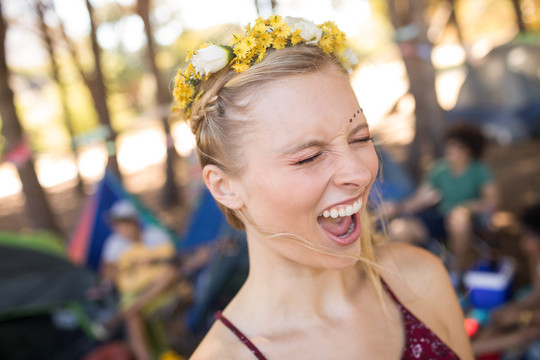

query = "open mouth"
317;198;363;246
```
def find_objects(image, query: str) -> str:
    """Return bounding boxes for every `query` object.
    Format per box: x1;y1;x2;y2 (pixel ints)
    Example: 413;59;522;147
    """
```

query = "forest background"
0;0;539;247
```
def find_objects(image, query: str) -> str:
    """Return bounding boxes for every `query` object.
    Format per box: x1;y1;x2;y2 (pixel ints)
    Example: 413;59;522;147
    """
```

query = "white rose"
341;48;358;70
191;44;233;76
284;16;322;44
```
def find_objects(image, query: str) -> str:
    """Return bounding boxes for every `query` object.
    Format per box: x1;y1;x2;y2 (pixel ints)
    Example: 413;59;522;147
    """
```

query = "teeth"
353;200;360;212
320;198;363;218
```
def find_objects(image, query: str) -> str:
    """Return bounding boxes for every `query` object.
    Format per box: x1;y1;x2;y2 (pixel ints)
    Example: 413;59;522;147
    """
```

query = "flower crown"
173;15;358;116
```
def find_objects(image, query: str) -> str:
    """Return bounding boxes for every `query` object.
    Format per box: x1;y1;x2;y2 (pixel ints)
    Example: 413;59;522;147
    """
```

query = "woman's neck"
229;231;365;323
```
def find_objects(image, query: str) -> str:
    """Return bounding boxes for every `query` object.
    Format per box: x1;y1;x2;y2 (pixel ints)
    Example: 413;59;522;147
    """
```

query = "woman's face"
231;65;378;269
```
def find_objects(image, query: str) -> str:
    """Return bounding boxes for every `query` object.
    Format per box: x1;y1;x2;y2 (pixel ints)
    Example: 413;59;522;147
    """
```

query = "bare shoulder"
376;242;454;312
377;242;449;292
190;321;253;360
376;242;474;360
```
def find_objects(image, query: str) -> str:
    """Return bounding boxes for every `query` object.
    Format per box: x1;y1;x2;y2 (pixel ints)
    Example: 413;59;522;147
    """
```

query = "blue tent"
177;187;229;252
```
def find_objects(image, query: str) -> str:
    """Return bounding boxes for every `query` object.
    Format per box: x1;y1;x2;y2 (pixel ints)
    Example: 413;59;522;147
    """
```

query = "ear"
202;165;244;210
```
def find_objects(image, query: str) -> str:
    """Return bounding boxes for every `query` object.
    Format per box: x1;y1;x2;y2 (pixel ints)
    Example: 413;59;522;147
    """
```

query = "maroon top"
214;279;460;359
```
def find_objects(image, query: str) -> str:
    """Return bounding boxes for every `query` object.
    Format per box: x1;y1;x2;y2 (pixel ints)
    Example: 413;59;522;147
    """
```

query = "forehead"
246;68;361;141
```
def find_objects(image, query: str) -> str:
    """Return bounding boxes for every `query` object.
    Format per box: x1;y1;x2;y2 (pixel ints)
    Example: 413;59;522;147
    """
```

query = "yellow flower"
257;32;272;48
318;34;334;53
252;20;269;35
234;36;255;59
267;15;283;28
173;79;195;109
272;36;287;50
160;350;185;360
229;33;242;46
255;48;267;63
290;29;303;45
231;59;251;73
272;23;291;39
185;49;195;62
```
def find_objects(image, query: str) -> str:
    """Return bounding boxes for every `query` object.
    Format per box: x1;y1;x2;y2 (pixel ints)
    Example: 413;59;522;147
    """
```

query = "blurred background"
0;0;539;359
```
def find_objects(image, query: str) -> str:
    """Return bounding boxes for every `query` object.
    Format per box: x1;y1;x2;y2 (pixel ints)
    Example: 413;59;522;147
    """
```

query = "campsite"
1;0;540;358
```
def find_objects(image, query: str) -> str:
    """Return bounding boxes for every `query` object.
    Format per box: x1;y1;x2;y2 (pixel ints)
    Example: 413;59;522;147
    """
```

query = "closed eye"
350;136;373;144
295;152;322;165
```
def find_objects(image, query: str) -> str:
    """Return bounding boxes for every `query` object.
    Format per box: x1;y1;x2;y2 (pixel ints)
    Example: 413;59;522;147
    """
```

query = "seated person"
471;203;540;358
101;200;178;360
385;123;499;277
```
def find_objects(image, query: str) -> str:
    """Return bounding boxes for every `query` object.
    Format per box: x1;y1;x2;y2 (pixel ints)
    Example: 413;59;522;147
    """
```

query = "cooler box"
463;256;516;310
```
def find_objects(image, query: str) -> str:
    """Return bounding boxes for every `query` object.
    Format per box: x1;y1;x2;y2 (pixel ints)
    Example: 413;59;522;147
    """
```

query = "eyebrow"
280;122;369;157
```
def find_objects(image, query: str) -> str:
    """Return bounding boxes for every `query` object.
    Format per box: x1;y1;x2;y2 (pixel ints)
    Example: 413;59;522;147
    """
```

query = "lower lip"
322;211;362;247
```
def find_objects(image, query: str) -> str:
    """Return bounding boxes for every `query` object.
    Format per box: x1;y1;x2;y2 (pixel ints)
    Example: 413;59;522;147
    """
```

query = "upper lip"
318;194;364;215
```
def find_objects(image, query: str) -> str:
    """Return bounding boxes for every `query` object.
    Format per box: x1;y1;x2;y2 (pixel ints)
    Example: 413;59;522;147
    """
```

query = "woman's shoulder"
375;242;473;359
190;319;255;360
376;242;454;306
377;242;446;280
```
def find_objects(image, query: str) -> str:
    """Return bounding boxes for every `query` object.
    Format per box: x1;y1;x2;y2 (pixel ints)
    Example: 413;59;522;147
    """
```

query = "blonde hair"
185;44;387;300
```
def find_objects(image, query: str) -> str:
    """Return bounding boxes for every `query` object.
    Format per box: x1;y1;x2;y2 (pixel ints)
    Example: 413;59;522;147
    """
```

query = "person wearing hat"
101;200;177;360
102;200;172;275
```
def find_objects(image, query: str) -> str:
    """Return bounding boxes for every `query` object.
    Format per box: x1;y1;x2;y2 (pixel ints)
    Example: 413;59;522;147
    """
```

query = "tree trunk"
36;0;84;194
0;3;60;233
137;0;181;207
253;0;277;15
387;0;445;181
84;0;121;180
510;0;526;33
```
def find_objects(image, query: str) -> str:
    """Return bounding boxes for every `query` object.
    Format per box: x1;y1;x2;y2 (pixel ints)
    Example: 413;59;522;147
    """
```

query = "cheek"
359;145;379;184
368;147;379;179
242;166;323;229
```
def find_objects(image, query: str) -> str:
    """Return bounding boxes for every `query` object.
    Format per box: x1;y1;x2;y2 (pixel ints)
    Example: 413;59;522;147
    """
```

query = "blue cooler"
463;257;516;310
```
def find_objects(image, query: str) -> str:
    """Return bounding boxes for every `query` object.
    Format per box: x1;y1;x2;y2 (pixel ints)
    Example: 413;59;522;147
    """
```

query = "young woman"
173;16;473;359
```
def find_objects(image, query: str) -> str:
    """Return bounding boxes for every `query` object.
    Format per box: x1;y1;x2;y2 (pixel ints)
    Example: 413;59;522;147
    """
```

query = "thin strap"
380;278;414;318
214;311;267;360
380;278;401;305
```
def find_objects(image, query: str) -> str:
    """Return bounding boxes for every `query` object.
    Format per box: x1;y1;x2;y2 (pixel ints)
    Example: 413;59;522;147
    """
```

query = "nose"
331;147;376;189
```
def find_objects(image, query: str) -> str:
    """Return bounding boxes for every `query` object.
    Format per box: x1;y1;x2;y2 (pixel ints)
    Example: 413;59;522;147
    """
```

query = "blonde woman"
173;16;473;360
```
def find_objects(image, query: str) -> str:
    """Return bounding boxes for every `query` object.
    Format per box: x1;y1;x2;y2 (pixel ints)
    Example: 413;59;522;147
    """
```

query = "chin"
312;237;362;270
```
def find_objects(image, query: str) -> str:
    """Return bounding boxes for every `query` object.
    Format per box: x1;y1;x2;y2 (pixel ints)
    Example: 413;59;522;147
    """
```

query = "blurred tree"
136;0;182;207
387;0;445;181
428;0;468;58
0;2;60;233
254;0;277;15
511;0;527;32
83;0;121;180
51;0;122;180
35;0;84;194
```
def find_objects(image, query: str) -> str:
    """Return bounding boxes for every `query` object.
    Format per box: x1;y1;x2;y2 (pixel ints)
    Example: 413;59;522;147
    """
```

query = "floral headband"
173;15;358;116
